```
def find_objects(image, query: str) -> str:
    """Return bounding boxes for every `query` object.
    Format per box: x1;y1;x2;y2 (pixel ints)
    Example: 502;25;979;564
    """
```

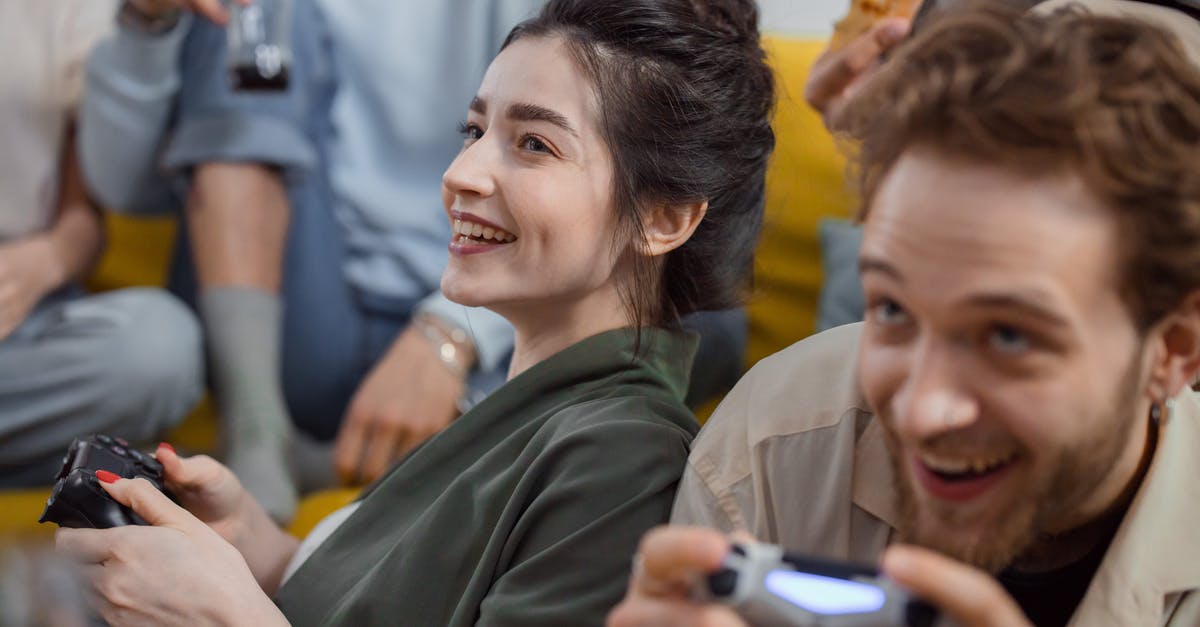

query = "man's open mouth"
914;450;1020;502
919;451;1018;481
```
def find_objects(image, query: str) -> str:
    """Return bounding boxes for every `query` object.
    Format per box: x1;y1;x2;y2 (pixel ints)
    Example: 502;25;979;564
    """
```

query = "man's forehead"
861;150;1123;308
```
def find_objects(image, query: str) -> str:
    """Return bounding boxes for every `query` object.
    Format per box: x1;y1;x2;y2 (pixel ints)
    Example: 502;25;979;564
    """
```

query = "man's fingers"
806;17;911;112
56;528;113;564
635;526;730;591
882;545;1031;627
99;477;194;529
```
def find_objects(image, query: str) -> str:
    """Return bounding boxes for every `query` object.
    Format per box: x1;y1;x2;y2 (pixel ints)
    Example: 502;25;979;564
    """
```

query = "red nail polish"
95;470;120;484
158;442;176;454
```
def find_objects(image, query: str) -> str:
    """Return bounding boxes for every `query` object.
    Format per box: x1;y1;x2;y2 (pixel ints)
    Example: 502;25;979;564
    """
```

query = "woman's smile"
449;211;519;255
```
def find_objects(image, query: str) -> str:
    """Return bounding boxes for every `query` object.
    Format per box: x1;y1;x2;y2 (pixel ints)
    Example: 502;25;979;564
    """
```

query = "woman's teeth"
454;219;516;243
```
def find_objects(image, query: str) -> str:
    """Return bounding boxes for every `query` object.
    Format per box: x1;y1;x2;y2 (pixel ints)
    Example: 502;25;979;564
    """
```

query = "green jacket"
275;328;700;626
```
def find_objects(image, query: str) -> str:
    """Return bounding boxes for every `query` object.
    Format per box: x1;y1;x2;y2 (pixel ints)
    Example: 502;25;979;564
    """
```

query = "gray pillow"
816;218;866;332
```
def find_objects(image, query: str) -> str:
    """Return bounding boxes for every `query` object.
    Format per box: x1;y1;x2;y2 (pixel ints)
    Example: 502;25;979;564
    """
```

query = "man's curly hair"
850;1;1200;330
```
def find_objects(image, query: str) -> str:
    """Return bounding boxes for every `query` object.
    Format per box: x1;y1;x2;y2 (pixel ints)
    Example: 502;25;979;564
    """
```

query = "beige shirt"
0;0;116;240
673;323;1200;626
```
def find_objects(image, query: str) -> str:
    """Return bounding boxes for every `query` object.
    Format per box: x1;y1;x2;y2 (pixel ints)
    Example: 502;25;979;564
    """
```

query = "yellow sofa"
0;36;852;543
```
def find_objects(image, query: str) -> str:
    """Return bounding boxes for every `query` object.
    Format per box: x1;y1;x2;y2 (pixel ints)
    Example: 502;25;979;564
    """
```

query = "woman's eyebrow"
507;102;578;138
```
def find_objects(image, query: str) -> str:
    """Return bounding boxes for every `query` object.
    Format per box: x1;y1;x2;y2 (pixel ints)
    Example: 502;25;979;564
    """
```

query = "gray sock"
199;287;297;522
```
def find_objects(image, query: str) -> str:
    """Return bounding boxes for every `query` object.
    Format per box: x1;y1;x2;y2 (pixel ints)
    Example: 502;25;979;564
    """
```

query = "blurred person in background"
0;0;202;488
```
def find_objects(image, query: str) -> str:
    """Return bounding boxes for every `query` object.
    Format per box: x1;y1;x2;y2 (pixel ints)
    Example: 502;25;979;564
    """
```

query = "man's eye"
458;121;483;141
989;325;1031;354
520;135;551;154
870;299;909;325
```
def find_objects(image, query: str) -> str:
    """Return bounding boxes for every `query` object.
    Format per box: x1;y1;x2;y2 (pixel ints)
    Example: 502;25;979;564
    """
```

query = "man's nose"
890;344;980;441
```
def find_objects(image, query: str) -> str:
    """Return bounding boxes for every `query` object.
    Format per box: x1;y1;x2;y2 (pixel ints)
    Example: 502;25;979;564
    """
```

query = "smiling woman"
60;1;775;626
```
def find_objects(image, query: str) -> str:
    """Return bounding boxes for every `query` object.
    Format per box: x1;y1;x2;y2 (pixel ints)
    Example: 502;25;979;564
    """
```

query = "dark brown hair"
850;1;1200;330
504;0;775;328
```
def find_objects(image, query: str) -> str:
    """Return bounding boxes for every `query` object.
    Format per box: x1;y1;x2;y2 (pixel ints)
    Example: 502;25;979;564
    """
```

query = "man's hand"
56;476;289;627
806;17;911;133
607;526;748;627
0;238;61;341
882;544;1033;627
127;0;249;25
333;323;468;484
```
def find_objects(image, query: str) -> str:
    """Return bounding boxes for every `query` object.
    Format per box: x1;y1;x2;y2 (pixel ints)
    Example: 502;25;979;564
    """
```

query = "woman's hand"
155;444;300;593
56;475;289;627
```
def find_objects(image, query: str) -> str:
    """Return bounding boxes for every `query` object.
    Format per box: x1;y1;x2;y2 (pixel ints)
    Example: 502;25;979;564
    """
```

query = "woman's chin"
440;278;489;309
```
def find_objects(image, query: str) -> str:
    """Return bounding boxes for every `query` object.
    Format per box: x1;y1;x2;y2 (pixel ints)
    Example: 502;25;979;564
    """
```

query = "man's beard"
883;351;1145;573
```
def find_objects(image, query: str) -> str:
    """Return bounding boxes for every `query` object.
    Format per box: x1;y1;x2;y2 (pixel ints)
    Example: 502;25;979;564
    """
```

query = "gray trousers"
0;288;204;488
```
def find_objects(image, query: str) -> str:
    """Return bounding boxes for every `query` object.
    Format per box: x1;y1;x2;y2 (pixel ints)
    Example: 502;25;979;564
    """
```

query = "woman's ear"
642;200;707;257
1145;291;1200;400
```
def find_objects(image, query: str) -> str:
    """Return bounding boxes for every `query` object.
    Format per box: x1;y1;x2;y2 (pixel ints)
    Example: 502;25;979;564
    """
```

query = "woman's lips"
448;211;518;256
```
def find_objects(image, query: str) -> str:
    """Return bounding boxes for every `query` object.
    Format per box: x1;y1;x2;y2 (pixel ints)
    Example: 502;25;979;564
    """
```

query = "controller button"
113;446;130;457
115;437;130;447
708;568;739;597
97;435;114;445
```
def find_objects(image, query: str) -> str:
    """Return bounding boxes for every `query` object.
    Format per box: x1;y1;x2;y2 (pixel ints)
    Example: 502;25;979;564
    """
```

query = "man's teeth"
454;219;516;243
921;451;1016;475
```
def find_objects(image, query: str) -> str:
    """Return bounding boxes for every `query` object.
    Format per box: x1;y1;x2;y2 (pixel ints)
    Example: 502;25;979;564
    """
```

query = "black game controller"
38;435;171;529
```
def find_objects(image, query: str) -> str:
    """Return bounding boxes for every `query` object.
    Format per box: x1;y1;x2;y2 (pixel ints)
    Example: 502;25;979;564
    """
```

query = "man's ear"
1146;291;1200;400
642;200;707;257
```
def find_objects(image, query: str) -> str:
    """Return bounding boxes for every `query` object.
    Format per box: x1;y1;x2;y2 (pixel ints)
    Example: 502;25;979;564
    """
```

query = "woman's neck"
501;285;632;380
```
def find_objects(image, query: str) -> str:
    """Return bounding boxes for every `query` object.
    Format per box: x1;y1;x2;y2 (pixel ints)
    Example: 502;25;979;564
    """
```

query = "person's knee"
96;288;205;434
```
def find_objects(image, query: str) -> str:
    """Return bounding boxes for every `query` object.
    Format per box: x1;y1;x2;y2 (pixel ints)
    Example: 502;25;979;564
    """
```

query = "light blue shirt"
80;0;544;371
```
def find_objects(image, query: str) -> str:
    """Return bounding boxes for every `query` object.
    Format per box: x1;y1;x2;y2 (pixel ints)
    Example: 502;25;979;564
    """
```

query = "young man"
609;3;1200;626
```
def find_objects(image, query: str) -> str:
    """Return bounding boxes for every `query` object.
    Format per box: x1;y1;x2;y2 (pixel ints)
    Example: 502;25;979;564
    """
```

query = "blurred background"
761;0;843;35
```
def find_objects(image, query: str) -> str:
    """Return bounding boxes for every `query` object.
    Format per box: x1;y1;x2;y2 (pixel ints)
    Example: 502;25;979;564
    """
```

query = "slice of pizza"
829;0;925;51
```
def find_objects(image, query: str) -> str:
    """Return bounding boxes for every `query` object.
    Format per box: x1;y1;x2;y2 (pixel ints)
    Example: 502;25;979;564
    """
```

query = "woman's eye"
870;299;909;326
458;121;483;142
520;135;551;154
989;325;1031;354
